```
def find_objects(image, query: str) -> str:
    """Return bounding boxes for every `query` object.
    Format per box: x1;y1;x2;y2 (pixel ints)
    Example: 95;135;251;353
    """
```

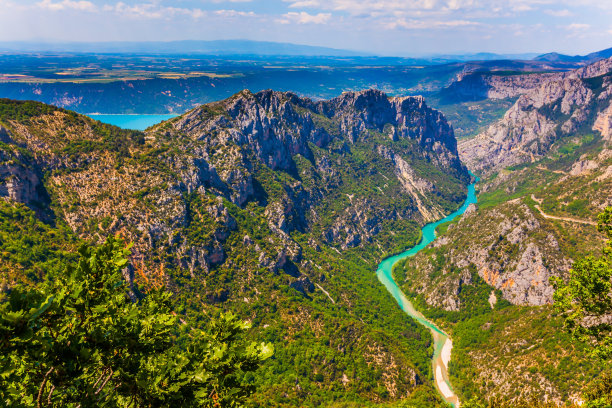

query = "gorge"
1;56;611;407
378;178;478;407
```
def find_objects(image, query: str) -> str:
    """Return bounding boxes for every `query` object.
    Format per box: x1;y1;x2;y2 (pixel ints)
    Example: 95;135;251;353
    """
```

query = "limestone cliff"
441;72;559;102
441;58;612;104
398;201;572;309
459;57;612;176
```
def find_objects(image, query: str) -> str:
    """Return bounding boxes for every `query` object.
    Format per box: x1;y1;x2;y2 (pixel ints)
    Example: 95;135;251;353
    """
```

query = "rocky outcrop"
459;57;612;176
173;89;464;178
442;58;612;104
569;57;612;80
163;89;468;252
594;99;612;142
441;72;559;102
0;142;49;214
377;145;444;222
401;201;572;309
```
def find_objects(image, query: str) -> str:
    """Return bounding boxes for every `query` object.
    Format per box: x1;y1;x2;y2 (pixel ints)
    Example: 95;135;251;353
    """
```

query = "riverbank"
376;178;478;407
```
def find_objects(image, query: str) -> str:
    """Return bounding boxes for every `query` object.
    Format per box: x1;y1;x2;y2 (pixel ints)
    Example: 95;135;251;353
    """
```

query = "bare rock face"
0;141;47;211
441;72;560;102
167;89;468;251
442;57;612;104
289;276;315;296
594;99;612;142
459;57;612;176
401;201;572;309
173;89;464;178
569;57;612;79
377;145;444;222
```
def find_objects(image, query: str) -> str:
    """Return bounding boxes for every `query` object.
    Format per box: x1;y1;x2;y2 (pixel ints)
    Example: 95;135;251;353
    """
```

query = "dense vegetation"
552;207;612;360
0;200;77;289
0;236;272;407
0;96;470;406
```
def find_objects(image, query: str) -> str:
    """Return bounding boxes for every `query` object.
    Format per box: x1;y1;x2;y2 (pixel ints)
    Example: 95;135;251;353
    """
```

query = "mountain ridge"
0;39;368;57
0;89;471;406
534;47;612;64
458;57;612;176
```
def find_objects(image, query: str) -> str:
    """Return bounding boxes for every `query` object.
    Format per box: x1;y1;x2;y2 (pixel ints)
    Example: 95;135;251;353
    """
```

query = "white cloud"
37;0;96;12
386;18;482;30
214;9;256;17
104;2;208;19
282;0;612;16
567;23;590;30
544;9;572;17
277;11;332;24
287;0;321;7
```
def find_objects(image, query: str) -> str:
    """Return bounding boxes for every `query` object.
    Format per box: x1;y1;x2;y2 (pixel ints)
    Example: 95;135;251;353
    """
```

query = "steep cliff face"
441;72;559;102
397;201;572;309
441;58;612;104
151;89;469;256
594;99;612;142
172;89;463;179
459;57;612;176
0;148;43;206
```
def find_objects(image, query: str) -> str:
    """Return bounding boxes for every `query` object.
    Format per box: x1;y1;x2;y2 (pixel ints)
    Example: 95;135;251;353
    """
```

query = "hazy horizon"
0;0;611;56
0;38;551;58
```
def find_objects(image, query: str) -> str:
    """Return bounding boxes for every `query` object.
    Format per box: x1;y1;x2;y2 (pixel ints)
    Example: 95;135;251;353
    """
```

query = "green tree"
0;236;272;407
552;207;612;407
551;207;612;360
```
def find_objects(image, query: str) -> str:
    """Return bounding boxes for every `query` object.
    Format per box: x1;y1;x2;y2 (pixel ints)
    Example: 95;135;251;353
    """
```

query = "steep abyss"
376;177;478;407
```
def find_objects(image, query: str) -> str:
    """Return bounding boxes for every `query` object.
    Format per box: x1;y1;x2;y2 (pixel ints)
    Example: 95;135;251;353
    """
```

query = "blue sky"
0;0;611;55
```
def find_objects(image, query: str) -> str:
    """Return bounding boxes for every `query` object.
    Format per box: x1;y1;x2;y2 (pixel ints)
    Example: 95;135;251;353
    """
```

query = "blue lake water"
376;175;478;407
86;114;178;131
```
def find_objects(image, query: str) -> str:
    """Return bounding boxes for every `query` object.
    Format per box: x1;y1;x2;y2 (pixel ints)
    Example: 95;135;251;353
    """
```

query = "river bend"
376;179;478;408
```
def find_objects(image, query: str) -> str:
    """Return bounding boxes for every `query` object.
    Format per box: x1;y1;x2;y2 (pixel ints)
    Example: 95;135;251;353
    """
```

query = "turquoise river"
377;178;478;408
86;114;177;131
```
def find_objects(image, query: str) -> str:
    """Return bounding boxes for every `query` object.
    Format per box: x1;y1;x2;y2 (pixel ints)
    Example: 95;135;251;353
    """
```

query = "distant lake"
86;114;178;131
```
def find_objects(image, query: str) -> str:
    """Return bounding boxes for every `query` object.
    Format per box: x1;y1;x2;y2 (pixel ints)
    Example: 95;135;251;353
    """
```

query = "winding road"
531;195;597;226
376;179;478;408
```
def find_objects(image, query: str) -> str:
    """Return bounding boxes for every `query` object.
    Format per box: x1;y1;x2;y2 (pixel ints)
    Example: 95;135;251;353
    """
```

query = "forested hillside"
0;91;470;406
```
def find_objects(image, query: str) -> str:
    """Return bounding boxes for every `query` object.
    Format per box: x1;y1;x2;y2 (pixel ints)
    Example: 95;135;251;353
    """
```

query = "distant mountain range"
0;39;529;62
2;40;609;65
425;52;541;62
534;47;612;63
0;40;368;57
